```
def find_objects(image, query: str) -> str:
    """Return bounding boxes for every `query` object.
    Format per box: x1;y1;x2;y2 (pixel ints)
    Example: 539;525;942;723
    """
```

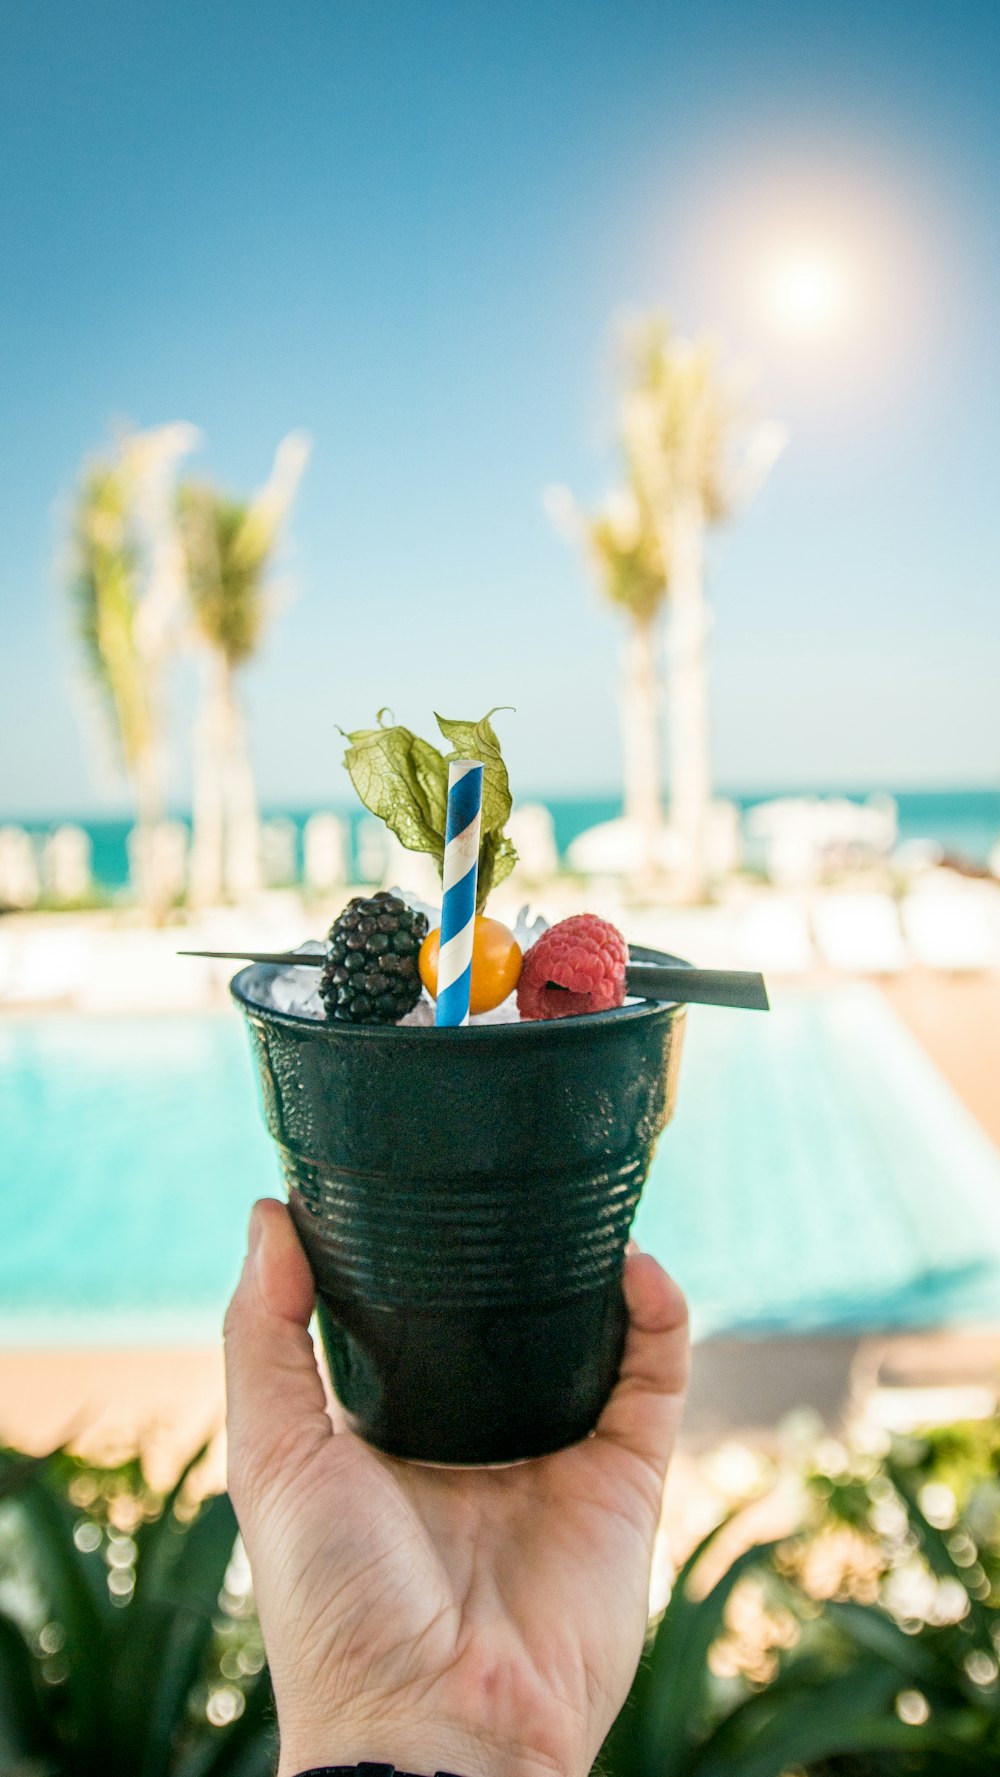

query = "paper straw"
435;760;484;1027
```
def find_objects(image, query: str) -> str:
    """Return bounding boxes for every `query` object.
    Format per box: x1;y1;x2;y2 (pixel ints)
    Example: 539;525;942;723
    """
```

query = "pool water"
1;987;998;1345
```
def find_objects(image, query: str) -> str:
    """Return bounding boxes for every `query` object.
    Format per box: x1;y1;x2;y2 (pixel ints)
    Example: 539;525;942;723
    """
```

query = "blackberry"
320;892;429;1025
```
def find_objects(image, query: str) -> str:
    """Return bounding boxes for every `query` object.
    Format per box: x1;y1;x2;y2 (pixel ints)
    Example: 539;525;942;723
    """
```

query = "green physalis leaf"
342;716;449;858
434;708;517;906
478;830;518;903
341;708;518;911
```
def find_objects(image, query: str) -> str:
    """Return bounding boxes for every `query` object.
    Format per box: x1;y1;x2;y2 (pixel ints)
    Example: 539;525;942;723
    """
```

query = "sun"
756;241;857;341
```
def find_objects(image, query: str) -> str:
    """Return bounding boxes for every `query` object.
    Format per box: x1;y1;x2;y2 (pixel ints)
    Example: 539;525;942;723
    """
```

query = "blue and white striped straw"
435;759;484;1027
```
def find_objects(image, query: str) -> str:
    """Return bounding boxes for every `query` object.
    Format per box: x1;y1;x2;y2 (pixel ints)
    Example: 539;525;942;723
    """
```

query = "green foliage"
177;485;277;669
600;1421;1000;1777
4;1422;995;1777
619;316;735;526
584;494;667;626
70;462;151;769
342;709;518;909
561;315;754;626
0;1445;274;1777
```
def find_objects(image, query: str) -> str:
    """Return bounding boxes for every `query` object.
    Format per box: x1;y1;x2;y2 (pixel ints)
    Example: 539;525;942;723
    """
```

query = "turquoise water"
9;788;1000;889
1;988;998;1345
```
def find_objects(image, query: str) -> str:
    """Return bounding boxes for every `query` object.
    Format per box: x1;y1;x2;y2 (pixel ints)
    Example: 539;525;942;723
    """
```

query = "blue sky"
1;0;997;814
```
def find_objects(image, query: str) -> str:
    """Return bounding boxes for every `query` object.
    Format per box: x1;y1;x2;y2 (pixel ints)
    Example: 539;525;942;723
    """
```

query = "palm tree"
69;425;198;919
551;316;784;898
547;480;668;849
179;434;310;905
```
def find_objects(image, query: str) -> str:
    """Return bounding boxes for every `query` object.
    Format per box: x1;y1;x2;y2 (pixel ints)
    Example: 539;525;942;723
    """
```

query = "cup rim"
230;943;691;1041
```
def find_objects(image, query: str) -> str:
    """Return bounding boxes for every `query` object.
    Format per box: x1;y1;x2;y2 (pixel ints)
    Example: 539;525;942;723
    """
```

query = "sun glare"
757;242;857;341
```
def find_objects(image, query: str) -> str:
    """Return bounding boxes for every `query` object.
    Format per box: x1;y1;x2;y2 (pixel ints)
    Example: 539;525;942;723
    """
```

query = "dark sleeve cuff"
292;1765;467;1777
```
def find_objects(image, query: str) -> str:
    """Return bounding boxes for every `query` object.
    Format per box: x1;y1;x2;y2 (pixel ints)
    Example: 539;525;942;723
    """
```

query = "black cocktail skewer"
179;948;769;1012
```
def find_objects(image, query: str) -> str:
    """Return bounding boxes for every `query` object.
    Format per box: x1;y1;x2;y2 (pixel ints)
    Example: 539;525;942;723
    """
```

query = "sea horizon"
3;785;998;888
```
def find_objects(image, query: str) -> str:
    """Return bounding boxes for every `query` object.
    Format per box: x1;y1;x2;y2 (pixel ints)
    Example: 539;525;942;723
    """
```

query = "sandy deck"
880;973;1000;1147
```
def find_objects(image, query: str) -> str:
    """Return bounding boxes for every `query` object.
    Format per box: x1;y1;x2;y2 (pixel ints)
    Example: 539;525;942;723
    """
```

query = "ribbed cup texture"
284;1150;649;1308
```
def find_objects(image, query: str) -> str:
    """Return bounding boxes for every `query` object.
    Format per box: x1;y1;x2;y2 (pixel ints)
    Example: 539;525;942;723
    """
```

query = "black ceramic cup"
232;945;687;1465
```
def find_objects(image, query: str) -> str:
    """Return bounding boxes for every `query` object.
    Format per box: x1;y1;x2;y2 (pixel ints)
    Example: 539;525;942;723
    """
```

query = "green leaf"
131;1440;211;1607
0;1612;58;1769
115;1492;240;1777
178;1672;277;1777
692;1664;981;1776
826;1599;948;1689
885;1457;996;1651
342;710;518;911
0;1452;53;1500
0;1452;111;1765
646;1536;786;1777
477;830;518;908
342;720;449;860
435;709;518;908
435;710;513;831
600;1514;731;1777
161;1492;239;1613
598;1519;781;1777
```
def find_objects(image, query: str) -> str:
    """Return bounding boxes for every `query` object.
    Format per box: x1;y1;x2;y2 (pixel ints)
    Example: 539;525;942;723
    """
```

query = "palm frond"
584;493;668;623
619;316;739;525
178;436;308;669
68;459;152;770
178;486;271;667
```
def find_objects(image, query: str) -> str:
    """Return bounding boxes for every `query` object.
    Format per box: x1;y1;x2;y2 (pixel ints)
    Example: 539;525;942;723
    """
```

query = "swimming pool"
1;986;998;1345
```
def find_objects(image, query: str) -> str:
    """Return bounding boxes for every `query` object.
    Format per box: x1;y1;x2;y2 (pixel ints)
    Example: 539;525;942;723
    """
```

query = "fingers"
224;1199;332;1507
594;1246;689;1477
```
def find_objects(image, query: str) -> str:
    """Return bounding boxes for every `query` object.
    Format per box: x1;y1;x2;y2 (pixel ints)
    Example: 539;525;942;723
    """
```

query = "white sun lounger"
812;893;908;974
902;883;1000;972
734;896;816;974
626;905;739;969
2;930;92;1003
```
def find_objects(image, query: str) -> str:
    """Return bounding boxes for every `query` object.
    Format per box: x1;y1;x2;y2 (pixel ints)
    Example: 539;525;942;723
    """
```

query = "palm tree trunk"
132;743;171;922
666;500;712;902
620;610;664;868
220;666;262;900
188;652;226;907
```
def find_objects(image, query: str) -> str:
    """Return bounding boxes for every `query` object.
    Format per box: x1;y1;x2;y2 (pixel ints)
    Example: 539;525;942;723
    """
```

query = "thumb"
223;1199;332;1512
594;1246;689;1490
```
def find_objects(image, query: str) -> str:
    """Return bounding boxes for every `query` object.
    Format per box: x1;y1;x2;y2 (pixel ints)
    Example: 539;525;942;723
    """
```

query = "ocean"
7;788;999;892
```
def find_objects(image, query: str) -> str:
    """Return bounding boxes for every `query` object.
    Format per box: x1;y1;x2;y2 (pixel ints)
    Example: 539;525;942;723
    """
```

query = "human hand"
224;1199;688;1777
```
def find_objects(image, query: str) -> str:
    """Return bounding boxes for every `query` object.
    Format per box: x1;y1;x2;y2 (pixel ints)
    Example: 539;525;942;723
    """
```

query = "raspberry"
516;914;628;1022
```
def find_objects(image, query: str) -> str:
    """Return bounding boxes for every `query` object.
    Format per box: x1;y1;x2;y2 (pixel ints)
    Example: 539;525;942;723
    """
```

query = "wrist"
276;1718;574;1777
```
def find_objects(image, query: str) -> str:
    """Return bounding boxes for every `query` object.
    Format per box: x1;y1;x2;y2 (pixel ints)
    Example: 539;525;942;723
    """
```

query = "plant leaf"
826;1599;949;1688
885;1456;996;1650
342;721;449;860
342;710;517;910
115;1492;240;1777
691;1664;981;1776
0;1611;58;1769
598;1519;782;1777
477;830;518;907
435;710;518;908
131;1439;211;1607
646;1536;786;1777
179;1671;277;1777
600;1514;728;1777
0;1449;110;1760
435;710;512;830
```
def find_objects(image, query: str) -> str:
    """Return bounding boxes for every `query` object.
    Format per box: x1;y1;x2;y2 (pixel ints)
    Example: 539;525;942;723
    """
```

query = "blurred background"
1;4;999;1772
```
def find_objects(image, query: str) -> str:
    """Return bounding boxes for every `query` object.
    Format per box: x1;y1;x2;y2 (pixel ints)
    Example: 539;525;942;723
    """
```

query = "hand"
224;1199;689;1777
